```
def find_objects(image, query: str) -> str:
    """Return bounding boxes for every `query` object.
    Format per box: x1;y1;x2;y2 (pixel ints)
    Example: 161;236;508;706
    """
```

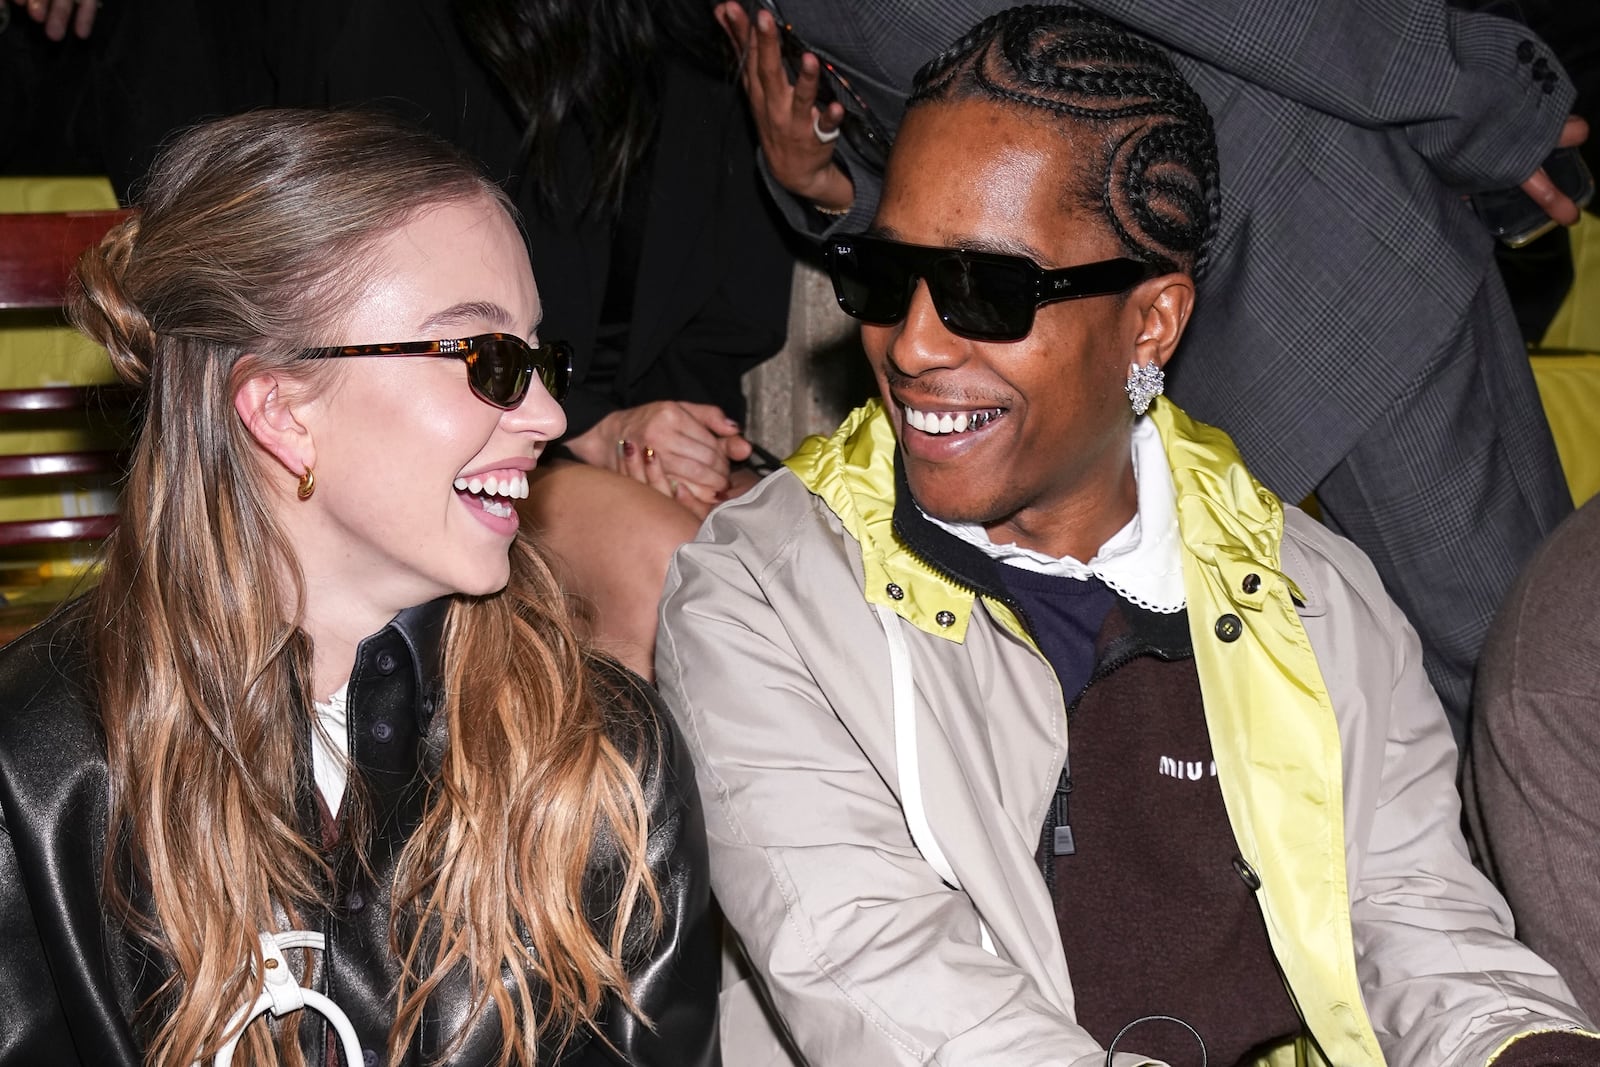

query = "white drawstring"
208;930;365;1067
873;603;996;956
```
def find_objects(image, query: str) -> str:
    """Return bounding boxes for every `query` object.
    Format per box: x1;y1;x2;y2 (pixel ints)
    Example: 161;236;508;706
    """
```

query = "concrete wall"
743;260;877;459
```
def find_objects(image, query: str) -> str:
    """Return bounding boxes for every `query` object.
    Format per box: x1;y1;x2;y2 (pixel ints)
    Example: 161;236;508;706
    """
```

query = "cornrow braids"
910;4;1220;276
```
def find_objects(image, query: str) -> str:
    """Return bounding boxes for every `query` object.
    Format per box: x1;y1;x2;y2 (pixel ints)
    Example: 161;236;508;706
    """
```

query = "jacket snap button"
363;1050;379;1067
1214;613;1243;642
347;889;366;912
375;651;398;675
1532;57;1550;78
1233;855;1262;890
1516;39;1535;63
1241;573;1261;594
935;610;956;628
886;582;904;600
371;718;394;743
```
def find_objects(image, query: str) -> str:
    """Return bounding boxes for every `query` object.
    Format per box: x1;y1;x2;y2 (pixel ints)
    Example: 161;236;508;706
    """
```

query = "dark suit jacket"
503;61;796;439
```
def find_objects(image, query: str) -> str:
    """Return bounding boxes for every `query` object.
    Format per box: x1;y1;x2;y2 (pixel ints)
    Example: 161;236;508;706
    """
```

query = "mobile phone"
1471;147;1596;248
744;0;838;108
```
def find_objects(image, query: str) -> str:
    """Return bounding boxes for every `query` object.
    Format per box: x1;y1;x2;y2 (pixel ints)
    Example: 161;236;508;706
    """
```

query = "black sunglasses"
748;0;893;172
300;333;572;408
825;234;1157;342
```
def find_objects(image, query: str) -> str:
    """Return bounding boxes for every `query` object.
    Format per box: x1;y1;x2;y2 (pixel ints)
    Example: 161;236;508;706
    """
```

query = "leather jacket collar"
377;596;450;732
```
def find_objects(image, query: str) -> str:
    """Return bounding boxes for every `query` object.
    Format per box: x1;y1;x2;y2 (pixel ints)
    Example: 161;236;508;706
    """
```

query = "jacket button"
371;718;394;743
347;889;366;912
363;1050;379;1067
935;610;956;628
1214;613;1243;642
886;582;904;600
1233;855;1262;891
1517;39;1535;63
1543;79;1556;94
1532;57;1550;78
1241;573;1261;594
375;651;398;675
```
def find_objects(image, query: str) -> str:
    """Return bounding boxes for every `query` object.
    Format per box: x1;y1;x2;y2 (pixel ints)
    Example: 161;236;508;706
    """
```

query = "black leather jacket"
0;599;720;1066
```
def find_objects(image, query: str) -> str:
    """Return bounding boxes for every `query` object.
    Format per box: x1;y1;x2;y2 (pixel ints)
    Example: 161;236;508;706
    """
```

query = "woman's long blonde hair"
68;109;659;1067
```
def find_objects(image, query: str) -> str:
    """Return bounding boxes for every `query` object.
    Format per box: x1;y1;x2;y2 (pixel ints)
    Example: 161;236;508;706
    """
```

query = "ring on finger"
813;114;841;144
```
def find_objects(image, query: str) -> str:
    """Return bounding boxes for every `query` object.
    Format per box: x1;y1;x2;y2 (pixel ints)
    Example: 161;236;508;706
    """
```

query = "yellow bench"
1532;211;1600;506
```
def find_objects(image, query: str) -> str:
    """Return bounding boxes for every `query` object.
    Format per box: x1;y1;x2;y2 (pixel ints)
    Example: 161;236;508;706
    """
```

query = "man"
658;8;1596;1065
715;0;1587;740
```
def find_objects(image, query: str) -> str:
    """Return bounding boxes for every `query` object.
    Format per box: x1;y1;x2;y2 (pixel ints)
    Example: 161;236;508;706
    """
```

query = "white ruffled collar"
921;417;1185;613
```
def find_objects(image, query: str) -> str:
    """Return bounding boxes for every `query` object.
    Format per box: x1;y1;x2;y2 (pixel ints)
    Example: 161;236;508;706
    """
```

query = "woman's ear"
233;370;316;481
1131;272;1197;371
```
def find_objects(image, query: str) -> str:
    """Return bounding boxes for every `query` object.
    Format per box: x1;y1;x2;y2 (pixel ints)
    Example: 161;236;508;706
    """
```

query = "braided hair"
910;5;1220;276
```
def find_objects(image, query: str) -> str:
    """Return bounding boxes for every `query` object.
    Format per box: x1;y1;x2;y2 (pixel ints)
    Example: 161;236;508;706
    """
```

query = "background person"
0;108;717;1066
454;0;794;678
1467;492;1600;1023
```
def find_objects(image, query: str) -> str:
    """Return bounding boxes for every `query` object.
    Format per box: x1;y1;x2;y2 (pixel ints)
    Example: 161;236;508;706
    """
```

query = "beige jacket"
657;401;1591;1066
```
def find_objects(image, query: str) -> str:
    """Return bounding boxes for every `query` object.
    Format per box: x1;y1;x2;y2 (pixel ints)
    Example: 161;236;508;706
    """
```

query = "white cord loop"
208;930;365;1067
1104;1014;1207;1067
875;603;996;956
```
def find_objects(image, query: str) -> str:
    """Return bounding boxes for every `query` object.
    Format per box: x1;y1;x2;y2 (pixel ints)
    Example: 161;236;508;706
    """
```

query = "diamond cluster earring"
1126;361;1165;416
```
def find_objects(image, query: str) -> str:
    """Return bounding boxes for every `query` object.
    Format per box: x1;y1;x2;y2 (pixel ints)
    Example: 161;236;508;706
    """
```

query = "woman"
456;0;794;679
0;109;717;1066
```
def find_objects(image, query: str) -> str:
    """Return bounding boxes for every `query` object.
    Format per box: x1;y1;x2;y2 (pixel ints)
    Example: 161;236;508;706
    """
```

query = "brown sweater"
1037;597;1302;1067
1467;493;1600;1023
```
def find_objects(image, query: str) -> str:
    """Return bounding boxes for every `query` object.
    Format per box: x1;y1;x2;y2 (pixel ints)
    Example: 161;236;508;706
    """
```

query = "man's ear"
233;370;316;481
1131;272;1196;371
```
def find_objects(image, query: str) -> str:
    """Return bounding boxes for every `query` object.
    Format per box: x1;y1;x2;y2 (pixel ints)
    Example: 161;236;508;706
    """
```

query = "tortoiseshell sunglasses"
300;333;572;408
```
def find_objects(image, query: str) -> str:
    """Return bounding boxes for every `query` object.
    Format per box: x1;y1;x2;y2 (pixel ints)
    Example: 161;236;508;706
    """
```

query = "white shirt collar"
920;416;1185;613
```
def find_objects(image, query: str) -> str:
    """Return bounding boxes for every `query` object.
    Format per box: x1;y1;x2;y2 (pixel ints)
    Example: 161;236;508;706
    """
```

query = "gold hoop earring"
296;468;315;501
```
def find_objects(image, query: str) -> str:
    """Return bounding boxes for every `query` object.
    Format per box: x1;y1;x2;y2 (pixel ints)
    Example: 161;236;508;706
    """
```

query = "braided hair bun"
911;4;1220;275
69;212;159;387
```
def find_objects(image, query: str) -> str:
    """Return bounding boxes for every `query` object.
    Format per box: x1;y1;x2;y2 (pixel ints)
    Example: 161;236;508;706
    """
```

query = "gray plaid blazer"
770;0;1576;500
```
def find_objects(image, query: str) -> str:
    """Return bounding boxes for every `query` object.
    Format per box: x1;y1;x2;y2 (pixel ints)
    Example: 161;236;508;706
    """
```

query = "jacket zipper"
897;551;1185;894
1040;640;1190;895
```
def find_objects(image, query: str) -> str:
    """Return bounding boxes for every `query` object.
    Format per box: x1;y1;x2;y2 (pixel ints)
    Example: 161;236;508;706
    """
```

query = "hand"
1521;115;1590;226
614;436;717;521
566;401;752;506
12;0;99;41
714;1;855;212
